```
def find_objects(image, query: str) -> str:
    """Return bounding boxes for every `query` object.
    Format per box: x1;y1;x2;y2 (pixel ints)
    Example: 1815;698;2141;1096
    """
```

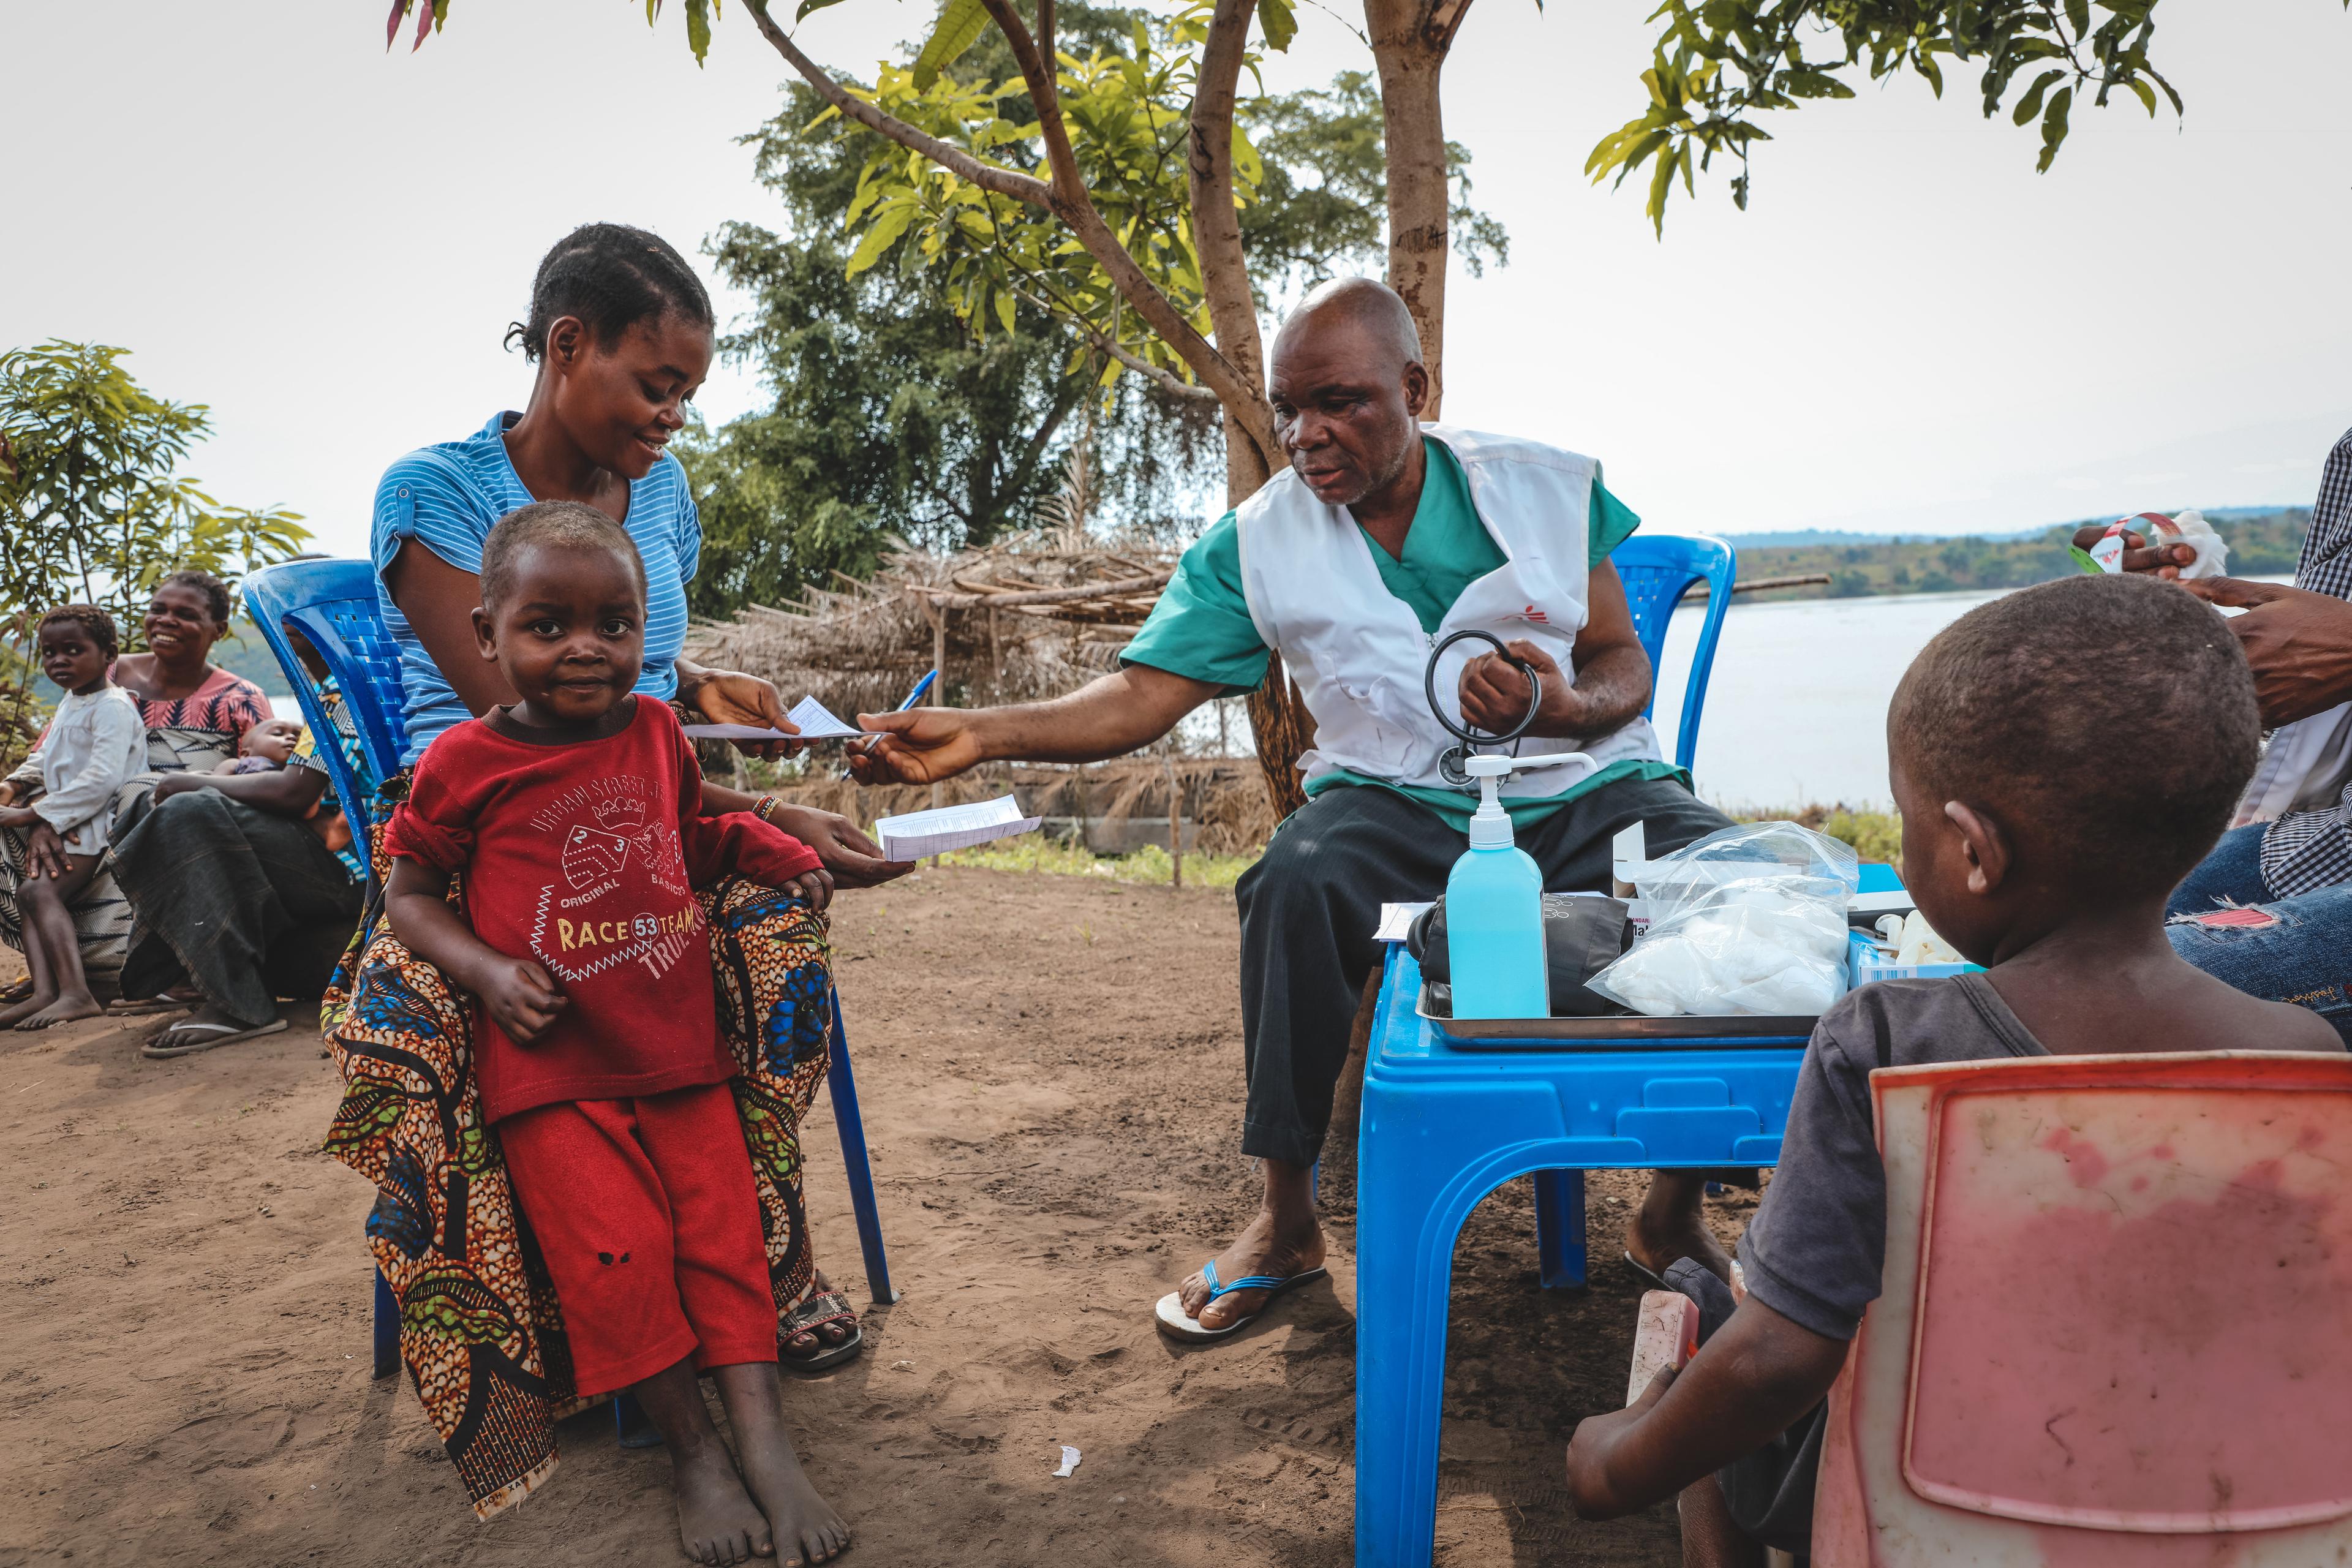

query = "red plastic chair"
1810;1050;2352;1565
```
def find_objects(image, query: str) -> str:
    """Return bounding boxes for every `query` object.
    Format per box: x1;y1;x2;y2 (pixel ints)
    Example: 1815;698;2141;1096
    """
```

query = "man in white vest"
854;279;1735;1337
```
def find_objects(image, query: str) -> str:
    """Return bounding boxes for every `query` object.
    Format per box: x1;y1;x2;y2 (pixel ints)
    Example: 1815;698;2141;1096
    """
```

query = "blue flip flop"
1154;1259;1330;1343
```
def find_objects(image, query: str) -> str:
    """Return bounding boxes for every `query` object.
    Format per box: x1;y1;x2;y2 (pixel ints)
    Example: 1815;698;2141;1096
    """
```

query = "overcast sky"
6;0;2348;559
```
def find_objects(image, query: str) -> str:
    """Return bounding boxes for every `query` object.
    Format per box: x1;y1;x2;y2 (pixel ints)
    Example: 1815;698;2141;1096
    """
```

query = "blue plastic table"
1351;944;1808;1566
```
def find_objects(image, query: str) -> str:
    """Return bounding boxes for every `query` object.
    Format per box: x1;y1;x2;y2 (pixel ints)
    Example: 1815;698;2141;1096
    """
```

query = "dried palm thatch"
683;522;1180;721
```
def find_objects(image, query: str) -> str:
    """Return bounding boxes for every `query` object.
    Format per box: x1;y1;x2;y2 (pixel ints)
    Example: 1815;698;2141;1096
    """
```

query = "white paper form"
1374;902;1434;942
682;695;873;743
873;794;1042;861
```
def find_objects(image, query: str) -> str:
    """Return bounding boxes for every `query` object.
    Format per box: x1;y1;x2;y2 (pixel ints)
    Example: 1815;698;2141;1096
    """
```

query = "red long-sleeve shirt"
385;695;821;1121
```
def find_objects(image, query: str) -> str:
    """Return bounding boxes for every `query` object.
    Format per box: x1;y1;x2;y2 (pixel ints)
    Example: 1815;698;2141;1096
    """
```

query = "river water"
1650;580;2278;811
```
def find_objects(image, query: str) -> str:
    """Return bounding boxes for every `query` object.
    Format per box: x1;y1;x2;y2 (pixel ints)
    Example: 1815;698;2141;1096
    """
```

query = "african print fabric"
127;665;271;737
320;802;835;1520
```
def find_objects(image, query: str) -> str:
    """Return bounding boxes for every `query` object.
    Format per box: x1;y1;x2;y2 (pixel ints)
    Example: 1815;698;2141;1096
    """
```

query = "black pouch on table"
1406;892;1635;1019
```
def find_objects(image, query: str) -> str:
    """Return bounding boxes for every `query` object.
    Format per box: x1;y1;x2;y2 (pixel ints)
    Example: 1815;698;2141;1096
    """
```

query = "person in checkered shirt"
2081;426;2352;1043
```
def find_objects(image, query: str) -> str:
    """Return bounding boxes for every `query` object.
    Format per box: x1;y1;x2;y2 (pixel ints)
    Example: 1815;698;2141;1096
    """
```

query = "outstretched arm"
150;764;329;818
1564;1294;1847;1520
848;663;1219;785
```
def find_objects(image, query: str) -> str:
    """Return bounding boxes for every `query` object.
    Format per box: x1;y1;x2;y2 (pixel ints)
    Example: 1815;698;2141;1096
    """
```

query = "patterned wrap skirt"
320;796;836;1520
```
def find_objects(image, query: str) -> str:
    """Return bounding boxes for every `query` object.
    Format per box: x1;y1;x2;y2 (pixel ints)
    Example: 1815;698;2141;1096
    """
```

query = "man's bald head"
1267;278;1433;510
1274;277;1424;376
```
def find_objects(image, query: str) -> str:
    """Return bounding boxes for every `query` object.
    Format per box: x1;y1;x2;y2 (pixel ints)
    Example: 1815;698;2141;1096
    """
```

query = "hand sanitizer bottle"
1446;755;1550;1019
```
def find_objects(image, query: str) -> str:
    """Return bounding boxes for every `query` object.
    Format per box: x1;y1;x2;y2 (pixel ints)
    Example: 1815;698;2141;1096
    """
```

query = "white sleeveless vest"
1234;424;1661;797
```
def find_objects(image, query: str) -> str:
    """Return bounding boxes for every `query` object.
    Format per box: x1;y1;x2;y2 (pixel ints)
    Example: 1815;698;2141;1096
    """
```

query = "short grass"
938;835;1260;889
937;802;1902;887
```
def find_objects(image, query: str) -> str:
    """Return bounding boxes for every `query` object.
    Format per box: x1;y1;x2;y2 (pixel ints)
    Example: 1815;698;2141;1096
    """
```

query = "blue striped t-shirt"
372;412;701;765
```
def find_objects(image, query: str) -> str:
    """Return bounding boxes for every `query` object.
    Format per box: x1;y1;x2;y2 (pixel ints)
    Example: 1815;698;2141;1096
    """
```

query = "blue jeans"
2167;824;2352;1045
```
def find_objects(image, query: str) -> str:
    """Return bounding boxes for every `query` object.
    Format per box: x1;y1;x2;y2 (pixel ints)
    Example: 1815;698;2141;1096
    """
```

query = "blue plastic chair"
1501;534;1741;1300
1608;532;1736;773
239;559;899;1389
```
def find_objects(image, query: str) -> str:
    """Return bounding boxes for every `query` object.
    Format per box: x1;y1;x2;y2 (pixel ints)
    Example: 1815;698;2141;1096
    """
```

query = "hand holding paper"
682;695;874;744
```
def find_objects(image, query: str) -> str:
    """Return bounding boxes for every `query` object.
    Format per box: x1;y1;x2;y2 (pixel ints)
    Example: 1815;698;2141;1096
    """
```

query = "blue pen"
847;668;938;769
896;669;938;710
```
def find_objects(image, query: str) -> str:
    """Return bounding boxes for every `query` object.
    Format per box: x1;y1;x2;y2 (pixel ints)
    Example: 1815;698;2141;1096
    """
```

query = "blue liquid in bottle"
1446;758;1550;1020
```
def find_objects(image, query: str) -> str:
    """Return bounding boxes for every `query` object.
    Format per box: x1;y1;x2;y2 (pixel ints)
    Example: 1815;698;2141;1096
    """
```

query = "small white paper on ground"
1053;1445;1080;1478
1374;902;1434;943
875;794;1042;861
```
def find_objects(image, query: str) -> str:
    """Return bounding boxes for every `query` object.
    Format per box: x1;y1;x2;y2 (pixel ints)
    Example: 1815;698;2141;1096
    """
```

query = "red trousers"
498;1081;777;1395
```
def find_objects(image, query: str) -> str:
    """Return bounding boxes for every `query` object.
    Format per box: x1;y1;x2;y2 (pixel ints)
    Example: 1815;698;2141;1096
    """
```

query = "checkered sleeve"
2258;427;2352;897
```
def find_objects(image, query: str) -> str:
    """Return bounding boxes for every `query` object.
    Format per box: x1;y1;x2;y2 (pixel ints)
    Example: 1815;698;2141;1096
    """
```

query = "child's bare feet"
13;992;100;1030
711;1363;850;1565
670;1437;769;1566
0;989;56;1028
736;1422;850;1566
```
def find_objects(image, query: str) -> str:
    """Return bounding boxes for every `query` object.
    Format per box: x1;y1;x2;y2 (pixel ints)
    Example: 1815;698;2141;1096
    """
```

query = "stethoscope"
1426;628;1543;786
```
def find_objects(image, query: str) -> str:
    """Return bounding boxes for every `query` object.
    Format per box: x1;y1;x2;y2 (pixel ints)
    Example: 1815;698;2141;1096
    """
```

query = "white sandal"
142;1017;288;1058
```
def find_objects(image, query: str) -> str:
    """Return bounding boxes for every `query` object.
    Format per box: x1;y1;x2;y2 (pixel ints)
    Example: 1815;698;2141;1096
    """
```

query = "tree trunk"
1227;445;1308;818
1365;0;1469;417
1190;0;1283;495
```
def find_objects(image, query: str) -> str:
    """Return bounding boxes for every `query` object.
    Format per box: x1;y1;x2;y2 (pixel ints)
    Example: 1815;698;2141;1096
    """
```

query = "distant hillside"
1721;529;1902;548
1729;510;2311;601
210;620;294;691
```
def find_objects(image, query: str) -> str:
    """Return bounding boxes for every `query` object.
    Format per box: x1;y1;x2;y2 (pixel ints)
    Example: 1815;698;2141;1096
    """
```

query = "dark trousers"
112;788;363;1027
1232;775;1733;1166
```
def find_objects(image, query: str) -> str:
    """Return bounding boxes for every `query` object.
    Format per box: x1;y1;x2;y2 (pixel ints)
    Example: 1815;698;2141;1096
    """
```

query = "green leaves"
845;197;917;274
913;0;992;89
1;341;311;765
1593;0;2212;235
1257;0;1296;53
2034;84;2072;173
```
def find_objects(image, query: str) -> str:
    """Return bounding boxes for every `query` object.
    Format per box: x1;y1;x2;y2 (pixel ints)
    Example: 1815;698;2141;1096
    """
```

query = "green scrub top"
1122;436;1687;830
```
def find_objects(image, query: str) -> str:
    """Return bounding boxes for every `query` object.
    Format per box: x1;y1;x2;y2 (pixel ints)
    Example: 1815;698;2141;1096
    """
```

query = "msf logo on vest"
1519;605;1551;625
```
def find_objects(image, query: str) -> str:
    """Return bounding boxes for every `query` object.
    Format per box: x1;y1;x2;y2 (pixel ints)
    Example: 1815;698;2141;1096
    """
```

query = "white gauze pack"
1587;822;1858;1018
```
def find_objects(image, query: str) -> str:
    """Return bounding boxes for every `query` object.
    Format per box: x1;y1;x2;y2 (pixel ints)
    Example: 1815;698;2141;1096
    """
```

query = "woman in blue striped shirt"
332;224;884;1553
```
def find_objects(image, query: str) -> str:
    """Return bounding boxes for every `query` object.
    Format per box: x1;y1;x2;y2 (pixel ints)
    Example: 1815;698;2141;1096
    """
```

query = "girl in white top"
0;608;147;1029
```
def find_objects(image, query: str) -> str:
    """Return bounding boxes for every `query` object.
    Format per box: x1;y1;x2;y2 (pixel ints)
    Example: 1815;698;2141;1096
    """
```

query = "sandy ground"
0;866;1757;1567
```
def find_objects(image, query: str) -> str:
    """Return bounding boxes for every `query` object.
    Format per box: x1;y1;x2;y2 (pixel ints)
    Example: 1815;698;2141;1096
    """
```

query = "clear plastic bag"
1586;822;1859;1018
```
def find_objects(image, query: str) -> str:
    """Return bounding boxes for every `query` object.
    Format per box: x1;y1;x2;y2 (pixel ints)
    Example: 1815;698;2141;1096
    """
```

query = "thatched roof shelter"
684;529;1178;720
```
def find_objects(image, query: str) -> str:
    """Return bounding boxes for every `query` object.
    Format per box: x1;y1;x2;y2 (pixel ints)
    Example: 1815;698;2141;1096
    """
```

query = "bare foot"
1175;1207;1326;1332
671;1437;769;1566
735;1420;850;1566
1625;1172;1733;1284
0;989;57;1029
15;992;102;1030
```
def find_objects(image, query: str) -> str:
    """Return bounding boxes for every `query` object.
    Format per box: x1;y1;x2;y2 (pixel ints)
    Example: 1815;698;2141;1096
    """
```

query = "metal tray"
1419;984;1814;1049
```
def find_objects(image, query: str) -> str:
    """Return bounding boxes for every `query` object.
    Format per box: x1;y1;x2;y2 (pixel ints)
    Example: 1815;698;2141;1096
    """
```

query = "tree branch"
1188;0;1280;498
1003;280;1221;405
1422;0;1474;52
742;0;1052;206
969;0;1280;457
973;0;1087;205
744;0;1274;464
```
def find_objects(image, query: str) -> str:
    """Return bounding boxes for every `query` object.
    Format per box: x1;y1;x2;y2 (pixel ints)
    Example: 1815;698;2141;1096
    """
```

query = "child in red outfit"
385;501;850;1568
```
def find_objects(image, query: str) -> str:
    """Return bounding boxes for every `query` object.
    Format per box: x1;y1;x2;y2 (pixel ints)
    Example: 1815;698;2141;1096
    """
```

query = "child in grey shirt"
1565;573;2343;1563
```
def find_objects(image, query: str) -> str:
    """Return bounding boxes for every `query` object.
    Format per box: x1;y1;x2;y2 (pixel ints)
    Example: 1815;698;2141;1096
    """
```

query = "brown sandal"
779;1289;864;1375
